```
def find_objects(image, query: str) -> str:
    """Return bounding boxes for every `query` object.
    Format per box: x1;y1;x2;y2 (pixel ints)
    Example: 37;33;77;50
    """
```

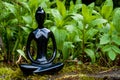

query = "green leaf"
100;34;110;45
73;35;81;42
65;24;77;33
21;26;30;33
51;9;62;26
85;28;98;41
85;49;95;63
71;13;83;21
69;1;74;12
88;2;95;15
101;0;113;19
22;15;32;24
17;49;27;60
3;2;17;16
108;50;116;61
20;2;31;12
113;8;120;32
56;0;66;17
82;4;89;22
77;21;84;30
82;4;96;23
62;42;74;60
112;45;120;54
76;0;82;4
53;28;67;50
102;45;111;52
90;18;107;27
112;35;120;45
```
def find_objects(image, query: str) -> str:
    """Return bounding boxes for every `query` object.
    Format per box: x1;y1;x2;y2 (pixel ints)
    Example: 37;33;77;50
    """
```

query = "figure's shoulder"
43;28;51;33
33;28;40;34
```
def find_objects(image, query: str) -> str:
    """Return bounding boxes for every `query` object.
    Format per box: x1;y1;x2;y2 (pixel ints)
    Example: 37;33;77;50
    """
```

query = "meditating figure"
26;7;56;65
19;7;63;75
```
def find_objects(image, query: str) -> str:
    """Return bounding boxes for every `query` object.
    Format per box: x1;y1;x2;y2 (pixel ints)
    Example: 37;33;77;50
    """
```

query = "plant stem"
81;24;86;62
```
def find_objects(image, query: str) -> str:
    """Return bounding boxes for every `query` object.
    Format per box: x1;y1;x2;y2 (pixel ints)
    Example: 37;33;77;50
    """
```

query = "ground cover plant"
0;0;120;79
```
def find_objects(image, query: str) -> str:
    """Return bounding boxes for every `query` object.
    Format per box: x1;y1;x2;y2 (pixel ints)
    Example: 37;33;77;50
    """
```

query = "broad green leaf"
69;1;82;13
102;45;111;52
69;1;74;13
20;2;31;12
53;28;67;50
113;8;120;32
88;2;95;15
112;35;120;45
71;13;83;21
100;34;110;45
101;0;113;19
108;50;116;61
22;15;32;24
85;28;98;41
56;0;66;17
51;9;62;26
62;42;74;60
85;49;95;63
82;4;96;23
74;4;82;12
21;26;30;33
82;4;89;22
112;45;120;54
17;49;27;60
65;25;76;33
73;35;81;42
76;0;82;4
77;21;84;30
90;18;107;27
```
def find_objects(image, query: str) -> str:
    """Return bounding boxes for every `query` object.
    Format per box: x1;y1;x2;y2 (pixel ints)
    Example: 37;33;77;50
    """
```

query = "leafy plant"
0;1;32;63
1;0;120;66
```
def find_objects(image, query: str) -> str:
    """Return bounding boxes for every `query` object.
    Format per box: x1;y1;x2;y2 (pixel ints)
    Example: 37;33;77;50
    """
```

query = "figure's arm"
26;32;35;63
48;31;57;63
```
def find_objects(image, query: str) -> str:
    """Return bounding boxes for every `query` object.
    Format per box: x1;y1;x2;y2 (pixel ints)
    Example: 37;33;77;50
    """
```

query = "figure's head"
35;7;46;26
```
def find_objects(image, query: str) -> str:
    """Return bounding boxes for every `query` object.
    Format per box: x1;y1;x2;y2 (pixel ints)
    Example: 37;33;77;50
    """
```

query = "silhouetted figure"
19;7;63;75
26;7;56;65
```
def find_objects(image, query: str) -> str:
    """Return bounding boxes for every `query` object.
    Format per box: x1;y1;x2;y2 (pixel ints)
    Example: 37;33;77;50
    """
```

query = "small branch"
16;55;22;64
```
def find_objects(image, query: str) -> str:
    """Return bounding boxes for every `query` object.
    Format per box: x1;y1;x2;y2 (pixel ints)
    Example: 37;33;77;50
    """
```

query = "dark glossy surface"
19;7;63;75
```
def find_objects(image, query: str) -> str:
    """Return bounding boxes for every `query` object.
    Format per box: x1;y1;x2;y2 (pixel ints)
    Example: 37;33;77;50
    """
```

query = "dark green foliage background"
0;0;120;67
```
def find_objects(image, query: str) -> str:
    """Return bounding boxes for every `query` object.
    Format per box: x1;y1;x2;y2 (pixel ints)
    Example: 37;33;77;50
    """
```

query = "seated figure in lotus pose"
26;7;56;65
19;7;63;75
